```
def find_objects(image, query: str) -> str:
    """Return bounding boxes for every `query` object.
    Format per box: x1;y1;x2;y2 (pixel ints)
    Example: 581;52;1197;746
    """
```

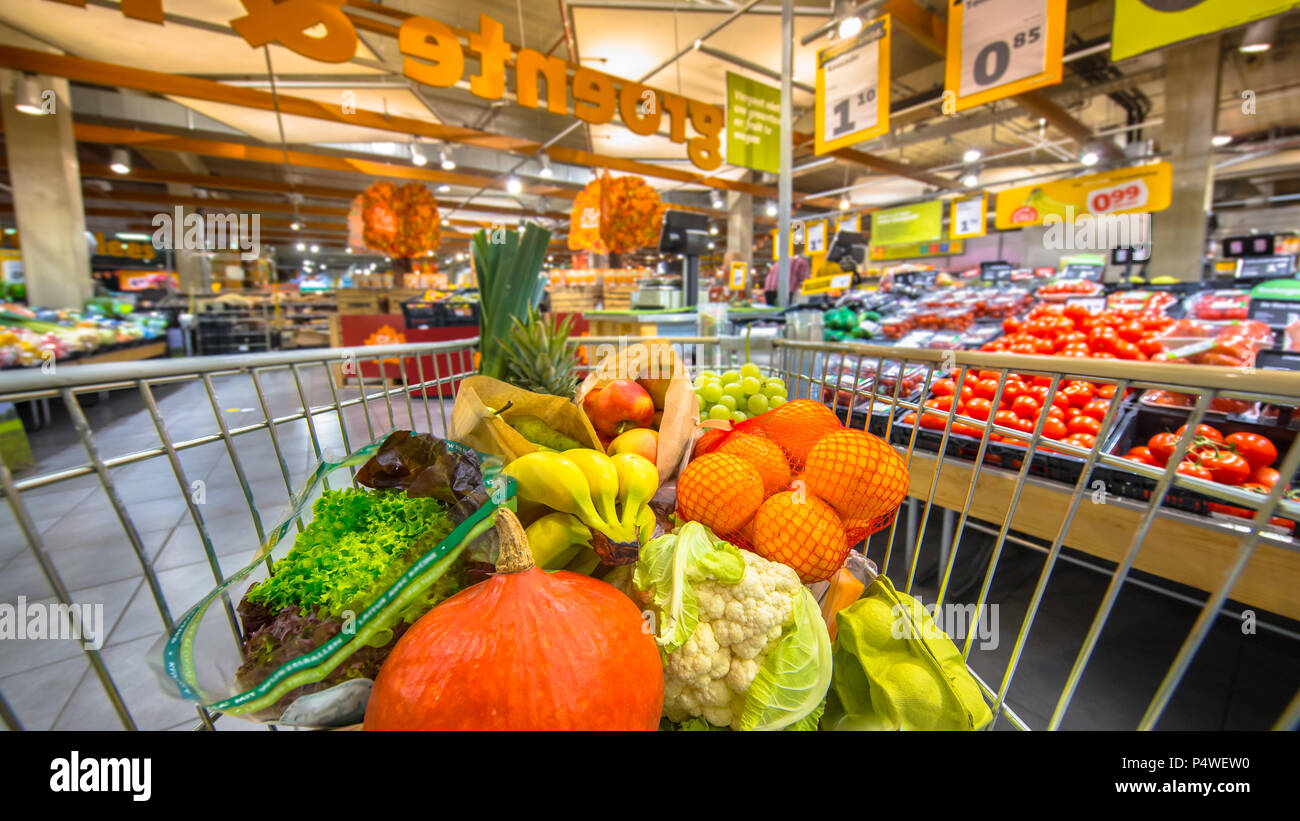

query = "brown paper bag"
449;375;603;463
574;339;697;485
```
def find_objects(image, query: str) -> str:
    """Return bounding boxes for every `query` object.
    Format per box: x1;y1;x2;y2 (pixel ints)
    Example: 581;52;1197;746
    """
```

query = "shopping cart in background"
0;337;1297;731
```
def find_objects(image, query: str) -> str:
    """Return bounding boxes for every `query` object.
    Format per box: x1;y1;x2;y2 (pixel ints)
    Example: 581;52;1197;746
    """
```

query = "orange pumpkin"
363;508;664;730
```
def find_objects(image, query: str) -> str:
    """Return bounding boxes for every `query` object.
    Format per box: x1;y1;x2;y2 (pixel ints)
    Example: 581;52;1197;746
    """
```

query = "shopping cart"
0;336;1297;731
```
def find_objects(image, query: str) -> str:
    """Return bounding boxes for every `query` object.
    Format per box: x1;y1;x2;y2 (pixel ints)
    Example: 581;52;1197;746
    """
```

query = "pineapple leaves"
473;222;552;381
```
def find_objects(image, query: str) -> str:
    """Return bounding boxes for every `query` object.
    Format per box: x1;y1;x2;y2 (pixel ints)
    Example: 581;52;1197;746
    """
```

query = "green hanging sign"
726;72;781;175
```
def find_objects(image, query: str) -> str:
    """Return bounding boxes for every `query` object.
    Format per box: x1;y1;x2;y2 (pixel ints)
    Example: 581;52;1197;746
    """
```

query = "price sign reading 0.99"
1087;179;1149;215
945;0;1065;113
815;15;891;155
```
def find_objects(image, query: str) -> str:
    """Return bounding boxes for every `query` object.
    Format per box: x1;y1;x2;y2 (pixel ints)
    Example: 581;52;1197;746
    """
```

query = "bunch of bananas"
503;448;659;569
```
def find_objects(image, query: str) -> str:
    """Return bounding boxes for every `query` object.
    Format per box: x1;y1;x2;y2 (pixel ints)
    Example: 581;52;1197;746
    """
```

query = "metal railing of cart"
0;336;1296;731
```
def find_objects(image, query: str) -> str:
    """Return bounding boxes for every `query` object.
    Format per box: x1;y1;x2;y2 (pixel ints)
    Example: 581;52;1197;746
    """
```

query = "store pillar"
726;177;753;283
1150;35;1222;281
0;70;93;308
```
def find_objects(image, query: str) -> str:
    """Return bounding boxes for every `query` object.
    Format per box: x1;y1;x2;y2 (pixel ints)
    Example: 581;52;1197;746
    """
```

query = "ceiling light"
436;184;450;193
1079;150;1100;167
13;74;47;116
310;244;320;253
115;232;151;241
710;191;724;210
1239;17;1278;53
961;172;979;188
962;147;982;163
345;247;353;254
539;156;554;178
290;221;302;231
709;224;719;235
440;148;456;171
109;147;131;175
295;242;306;251
838;195;851;210
765;200;778;217
410;141;427;167
837;15;863;39
506;176;523;195
1212;134;1233;147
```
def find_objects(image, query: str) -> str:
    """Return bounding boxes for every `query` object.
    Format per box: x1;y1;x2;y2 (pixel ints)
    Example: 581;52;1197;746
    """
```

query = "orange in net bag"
752;491;849;583
734;399;842;469
715;432;791;497
804;429;909;522
676;453;765;536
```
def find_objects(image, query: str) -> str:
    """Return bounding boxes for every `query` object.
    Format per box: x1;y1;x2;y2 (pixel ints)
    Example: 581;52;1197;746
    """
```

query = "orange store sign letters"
48;0;725;172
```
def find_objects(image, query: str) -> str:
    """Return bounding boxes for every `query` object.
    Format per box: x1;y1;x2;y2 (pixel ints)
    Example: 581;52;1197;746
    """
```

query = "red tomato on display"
1063;433;1097;450
1081;399;1111;422
1012;395;1042;419
1250;465;1281;489
1176;461;1213;481
972;378;1000;401
1067;416;1102;437
1041;417;1068;440
1224;432;1277;471
1147;432;1178;467
1125;446;1155;465
965;397;994;421
1198;450;1252;486
1176;424;1224;443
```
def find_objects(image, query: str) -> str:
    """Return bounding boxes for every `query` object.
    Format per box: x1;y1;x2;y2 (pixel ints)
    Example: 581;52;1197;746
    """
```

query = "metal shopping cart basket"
0;336;1297;730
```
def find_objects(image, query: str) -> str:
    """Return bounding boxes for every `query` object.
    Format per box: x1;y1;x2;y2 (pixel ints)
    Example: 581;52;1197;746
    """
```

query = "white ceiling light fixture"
345;247;353;254
837;15;863;39
962;147;982;163
506;175;523;195
710;191;724;210
439;148;456;171
539;155;554;178
765;200;778;217
290;220;302;231
961;171;979;188
1211;134;1233;147
436;184;451;193
109;147;131;175
1239;17;1278;53
410;139;427;167
1079;150;1100;167
295;242;306;252
838;194;851;210
13;74;48;116
310;244;320;253
709;224;719;236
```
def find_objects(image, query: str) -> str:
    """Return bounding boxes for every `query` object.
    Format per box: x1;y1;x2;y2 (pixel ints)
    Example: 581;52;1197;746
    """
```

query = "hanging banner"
726;72;781;174
944;0;1066;113
1112;1;1298;62
871;201;943;246
728;260;749;291
815;15;891;155
994;162;1174;230
951;194;987;239
869;240;965;261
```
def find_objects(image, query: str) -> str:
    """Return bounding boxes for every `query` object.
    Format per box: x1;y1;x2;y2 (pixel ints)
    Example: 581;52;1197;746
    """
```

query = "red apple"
637;377;673;411
587;379;655;436
608;428;658;464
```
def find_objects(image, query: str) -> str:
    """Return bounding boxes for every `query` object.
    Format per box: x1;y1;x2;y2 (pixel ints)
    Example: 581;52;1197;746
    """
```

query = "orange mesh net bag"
676;400;910;582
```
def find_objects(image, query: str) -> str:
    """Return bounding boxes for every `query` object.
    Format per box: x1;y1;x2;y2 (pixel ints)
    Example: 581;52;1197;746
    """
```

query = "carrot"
821;566;866;642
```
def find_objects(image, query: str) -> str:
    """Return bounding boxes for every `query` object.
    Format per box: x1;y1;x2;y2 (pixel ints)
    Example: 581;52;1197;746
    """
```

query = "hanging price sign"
728;260;748;291
815;15;891;155
1086;179;1150;215
950;194;987;239
944;0;1065;113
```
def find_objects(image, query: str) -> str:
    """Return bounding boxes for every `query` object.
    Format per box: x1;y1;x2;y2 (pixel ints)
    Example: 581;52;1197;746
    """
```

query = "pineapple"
501;306;580;397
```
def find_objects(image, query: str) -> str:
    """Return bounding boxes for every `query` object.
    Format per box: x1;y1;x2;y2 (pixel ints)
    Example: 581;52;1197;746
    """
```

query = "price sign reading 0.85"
961;0;1048;92
1087;179;1149;215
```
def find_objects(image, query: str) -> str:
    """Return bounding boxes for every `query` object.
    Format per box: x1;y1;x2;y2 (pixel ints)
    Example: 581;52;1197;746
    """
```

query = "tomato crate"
1094;403;1299;527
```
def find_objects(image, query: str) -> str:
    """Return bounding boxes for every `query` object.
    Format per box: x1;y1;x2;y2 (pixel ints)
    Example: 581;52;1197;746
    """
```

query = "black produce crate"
1094;403;1298;524
832;397;907;439
886;399;1130;487
402;300;480;328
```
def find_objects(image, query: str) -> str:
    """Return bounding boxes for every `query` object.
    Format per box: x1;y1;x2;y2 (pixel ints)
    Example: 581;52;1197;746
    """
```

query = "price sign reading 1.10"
945;0;1065;113
815;15;891;155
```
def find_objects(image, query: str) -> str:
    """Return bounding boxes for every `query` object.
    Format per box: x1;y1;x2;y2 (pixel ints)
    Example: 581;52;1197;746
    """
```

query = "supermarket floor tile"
54;633;201;731
109;550;260;648
0;655;91;731
0;576;142;677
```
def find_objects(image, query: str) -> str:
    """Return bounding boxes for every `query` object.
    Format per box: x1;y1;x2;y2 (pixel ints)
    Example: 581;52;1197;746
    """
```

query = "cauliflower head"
633;522;832;731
